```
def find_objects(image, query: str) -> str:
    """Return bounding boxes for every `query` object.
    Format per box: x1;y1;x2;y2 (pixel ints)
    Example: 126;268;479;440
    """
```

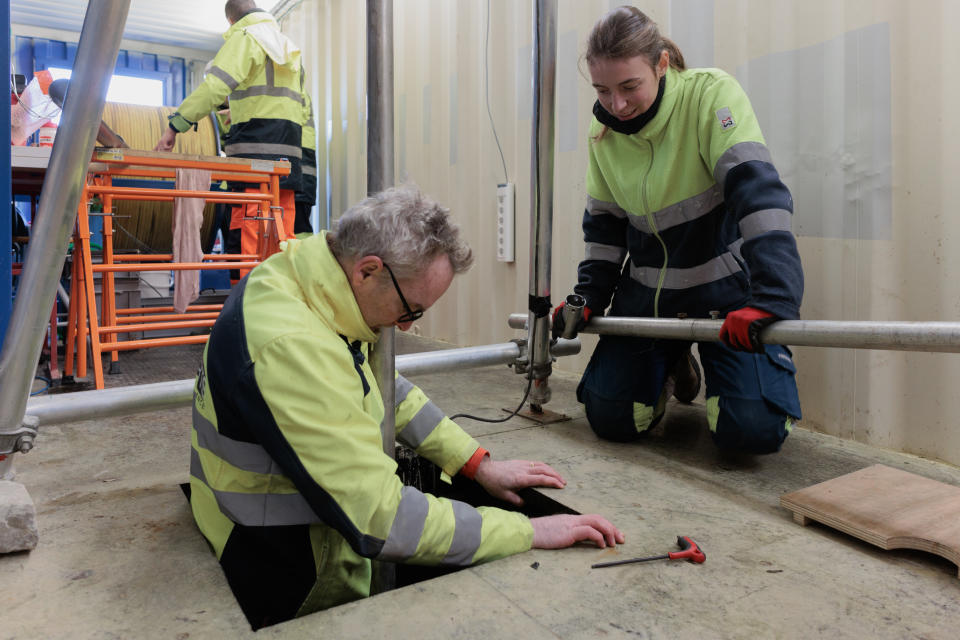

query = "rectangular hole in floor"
180;445;580;628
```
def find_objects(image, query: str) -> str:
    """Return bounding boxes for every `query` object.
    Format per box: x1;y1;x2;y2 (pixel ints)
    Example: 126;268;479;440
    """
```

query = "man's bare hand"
531;514;624;549
473;457;566;506
154;128;177;152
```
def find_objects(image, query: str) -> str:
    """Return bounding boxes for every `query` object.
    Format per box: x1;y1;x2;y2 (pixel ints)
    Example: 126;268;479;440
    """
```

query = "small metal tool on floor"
591;535;706;568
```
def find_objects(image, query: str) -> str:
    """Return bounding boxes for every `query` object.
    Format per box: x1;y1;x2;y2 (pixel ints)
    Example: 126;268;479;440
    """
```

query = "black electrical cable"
450;371;534;424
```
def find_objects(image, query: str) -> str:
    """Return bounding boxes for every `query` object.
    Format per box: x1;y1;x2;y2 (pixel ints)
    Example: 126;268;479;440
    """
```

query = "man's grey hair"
225;0;257;23
329;183;473;279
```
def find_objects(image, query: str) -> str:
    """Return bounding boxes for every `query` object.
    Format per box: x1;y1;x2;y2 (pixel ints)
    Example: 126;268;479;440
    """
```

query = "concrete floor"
3;334;960;639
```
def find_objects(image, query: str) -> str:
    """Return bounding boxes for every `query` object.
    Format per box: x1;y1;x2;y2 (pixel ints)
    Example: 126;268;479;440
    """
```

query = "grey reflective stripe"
636;185;724;234
378;486;429;561
193;404;276;473
191;408;321;526
265;60;275;87
441;499;482;566
193;444;321;526
713;141;772;187
305;118;315;129
302;164;318;177
214;487;322;526
190;446;207;484
630;252;742;289
400;400;445;449
208;66;239;91
728;237;744;262
395;375;414;407
225;142;303;159
585;242;626;264
586;196;627;218
739;208;792;240
231;85;305;104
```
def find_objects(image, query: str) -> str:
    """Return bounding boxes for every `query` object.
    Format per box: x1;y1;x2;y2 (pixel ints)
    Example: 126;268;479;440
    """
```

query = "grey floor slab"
3;335;960;639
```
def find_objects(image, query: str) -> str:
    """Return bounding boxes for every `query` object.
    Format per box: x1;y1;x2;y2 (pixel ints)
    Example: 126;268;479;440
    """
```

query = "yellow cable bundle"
100;103;220;252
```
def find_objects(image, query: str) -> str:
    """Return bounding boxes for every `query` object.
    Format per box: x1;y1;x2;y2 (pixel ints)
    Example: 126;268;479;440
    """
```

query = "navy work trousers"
576;336;802;454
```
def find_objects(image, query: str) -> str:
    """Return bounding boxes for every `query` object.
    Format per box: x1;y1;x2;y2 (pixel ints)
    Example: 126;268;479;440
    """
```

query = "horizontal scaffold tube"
508;314;960;353
24;339;581;426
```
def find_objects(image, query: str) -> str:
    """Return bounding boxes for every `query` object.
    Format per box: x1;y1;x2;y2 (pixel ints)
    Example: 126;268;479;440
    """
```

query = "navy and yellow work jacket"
170;10;304;191
190;232;533;615
578;66;803;321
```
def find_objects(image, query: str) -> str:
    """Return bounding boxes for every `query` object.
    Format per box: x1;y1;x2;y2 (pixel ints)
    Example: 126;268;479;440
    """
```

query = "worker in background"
190;183;624;629
294;70;316;234
552;6;803;454
154;0;304;282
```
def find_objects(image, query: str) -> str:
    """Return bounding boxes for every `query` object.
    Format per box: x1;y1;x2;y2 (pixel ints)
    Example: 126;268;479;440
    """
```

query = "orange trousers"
229;188;295;282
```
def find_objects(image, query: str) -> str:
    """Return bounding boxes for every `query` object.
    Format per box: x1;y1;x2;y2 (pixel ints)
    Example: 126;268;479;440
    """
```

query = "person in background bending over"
552;6;803;454
191;183;623;629
155;0;304;282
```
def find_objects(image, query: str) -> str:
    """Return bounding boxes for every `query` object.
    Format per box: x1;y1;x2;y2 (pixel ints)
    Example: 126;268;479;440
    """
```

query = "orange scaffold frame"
64;148;291;390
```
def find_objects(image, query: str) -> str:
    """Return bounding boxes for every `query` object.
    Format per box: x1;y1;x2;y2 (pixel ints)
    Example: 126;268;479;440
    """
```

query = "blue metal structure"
14;36;186;106
2;0;13;349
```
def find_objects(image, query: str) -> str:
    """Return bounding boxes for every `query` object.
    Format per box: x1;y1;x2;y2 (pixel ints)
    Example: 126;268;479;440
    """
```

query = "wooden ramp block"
780;464;960;578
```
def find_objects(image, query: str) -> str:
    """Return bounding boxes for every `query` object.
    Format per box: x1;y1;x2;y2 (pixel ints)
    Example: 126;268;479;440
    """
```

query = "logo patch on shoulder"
716;107;736;130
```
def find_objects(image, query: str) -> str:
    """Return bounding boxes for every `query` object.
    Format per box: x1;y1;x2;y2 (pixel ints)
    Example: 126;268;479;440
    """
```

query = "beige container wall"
282;0;960;467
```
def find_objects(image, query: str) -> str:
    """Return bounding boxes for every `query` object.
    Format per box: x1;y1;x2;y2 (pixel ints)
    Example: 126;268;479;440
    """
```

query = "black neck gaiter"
592;75;666;135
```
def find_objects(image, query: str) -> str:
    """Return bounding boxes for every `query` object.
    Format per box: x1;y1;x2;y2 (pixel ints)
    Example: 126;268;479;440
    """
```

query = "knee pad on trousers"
580;386;665;442
708;396;792;454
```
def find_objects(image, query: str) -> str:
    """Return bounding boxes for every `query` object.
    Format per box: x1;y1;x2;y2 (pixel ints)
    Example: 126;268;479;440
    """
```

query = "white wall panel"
276;0;960;466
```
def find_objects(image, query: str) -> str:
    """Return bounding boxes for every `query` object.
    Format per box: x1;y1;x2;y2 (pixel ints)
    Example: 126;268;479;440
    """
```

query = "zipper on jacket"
640;138;668;319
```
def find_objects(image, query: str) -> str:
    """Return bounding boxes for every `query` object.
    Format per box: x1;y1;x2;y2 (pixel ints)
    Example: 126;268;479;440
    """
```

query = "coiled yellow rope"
100;103;219;252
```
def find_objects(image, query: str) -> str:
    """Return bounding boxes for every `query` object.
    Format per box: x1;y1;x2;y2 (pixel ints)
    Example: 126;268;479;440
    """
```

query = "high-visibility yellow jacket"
171;10;304;191
579;66;802;321
190;232;533;620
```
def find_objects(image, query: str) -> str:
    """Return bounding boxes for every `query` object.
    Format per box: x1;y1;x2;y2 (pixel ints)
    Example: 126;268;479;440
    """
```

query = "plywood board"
780;464;960;577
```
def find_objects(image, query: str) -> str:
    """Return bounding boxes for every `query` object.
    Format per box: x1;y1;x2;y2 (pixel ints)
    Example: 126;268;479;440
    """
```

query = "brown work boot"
668;348;702;403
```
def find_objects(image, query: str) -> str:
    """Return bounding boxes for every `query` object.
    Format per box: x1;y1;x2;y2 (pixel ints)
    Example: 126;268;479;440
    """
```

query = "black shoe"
668;348;702;403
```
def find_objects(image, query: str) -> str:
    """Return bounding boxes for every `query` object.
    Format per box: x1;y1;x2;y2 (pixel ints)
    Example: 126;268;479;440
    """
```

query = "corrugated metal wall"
281;0;960;467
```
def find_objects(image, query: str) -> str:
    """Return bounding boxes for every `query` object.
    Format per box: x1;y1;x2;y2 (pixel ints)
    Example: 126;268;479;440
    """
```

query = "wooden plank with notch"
780;464;960;578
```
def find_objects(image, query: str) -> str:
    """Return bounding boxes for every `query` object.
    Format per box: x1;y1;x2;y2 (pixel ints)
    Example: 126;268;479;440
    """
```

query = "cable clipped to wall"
99;103;219;252
485;0;509;185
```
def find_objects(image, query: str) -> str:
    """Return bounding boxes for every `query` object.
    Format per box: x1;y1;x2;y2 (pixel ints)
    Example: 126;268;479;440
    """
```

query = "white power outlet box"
496;182;515;263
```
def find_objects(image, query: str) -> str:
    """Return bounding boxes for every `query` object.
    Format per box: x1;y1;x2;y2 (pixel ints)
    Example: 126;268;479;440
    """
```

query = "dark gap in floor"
180;445;579;629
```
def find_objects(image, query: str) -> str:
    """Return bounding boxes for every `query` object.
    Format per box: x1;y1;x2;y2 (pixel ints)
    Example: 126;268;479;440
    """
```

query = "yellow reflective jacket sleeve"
175;32;262;130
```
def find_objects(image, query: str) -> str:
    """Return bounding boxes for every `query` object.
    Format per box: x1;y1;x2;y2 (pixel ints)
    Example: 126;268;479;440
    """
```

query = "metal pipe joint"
0;415;39;456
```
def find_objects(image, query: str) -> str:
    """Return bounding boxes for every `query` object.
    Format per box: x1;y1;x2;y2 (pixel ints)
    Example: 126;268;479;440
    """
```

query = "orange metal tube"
91;151;290;176
86;185;272;201
116;312;220;323
92;262;259;272
100;168;271;183
99;319;215;334
98;334;210;352
116;304;223;314
112;254;257;261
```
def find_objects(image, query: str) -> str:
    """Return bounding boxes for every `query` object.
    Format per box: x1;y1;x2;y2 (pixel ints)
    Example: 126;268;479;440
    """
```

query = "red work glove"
720;306;777;353
551;302;592;340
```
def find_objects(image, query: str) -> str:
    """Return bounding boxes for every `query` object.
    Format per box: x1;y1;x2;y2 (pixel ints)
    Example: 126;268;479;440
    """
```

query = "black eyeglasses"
382;263;424;323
